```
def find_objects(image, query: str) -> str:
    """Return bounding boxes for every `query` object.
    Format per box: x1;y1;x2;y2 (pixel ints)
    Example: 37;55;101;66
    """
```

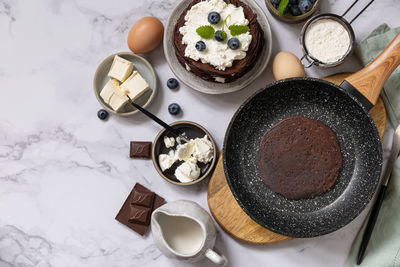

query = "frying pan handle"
344;32;400;106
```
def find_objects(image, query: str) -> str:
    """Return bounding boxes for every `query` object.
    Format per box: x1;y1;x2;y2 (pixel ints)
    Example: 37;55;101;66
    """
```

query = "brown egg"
127;17;164;54
272;51;305;80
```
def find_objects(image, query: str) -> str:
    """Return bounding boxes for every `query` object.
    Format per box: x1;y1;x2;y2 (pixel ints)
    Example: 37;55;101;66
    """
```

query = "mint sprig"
220;30;227;40
278;0;289;16
228;25;249;36
196;14;249;39
196;25;215;39
223;14;231;29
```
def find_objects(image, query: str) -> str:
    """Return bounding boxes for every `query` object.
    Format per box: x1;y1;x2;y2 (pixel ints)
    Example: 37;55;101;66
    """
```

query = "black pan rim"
223;77;382;238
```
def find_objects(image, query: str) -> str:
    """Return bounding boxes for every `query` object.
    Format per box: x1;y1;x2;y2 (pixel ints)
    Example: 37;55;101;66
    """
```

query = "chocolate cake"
257;116;342;200
173;0;264;83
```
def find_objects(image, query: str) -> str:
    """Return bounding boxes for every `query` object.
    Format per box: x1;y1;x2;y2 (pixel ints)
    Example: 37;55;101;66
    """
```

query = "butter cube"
100;79;129;111
100;79;119;103
100;79;119;104
108;55;134;82
108;92;129;111
121;71;150;101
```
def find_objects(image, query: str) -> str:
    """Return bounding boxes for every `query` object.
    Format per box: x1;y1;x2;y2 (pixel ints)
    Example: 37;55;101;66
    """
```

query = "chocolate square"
130;142;151;158
131;189;155;207
129;205;151;225
115;183;165;236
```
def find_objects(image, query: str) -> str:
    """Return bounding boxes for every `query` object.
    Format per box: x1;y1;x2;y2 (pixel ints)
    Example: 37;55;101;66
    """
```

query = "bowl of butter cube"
93;52;157;116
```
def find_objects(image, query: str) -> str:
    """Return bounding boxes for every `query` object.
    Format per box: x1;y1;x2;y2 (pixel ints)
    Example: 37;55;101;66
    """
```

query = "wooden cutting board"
207;73;386;244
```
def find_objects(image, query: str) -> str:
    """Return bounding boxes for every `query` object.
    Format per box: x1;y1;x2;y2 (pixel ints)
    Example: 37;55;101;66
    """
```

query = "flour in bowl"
304;19;351;64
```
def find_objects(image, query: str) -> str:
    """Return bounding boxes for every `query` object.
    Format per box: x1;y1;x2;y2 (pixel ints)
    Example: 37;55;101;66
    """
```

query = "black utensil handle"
349;0;374;24
357;185;388;265
130;101;179;136
341;0;375;24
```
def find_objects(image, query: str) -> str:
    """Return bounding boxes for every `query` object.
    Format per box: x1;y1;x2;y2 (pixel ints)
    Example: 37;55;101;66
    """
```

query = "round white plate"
164;0;273;95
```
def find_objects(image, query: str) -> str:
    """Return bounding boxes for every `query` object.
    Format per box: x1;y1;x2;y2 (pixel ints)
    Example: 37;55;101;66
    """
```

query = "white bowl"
93;52;157;116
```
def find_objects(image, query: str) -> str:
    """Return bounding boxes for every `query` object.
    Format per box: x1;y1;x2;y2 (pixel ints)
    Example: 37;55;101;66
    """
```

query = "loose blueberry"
168;103;180;115
97;109;108;120
214;30;225;42
290;5;302;16
167;78;179;89
299;0;312;13
228;38;240;50
195;41;206;51
208;12;221;24
289;0;298;4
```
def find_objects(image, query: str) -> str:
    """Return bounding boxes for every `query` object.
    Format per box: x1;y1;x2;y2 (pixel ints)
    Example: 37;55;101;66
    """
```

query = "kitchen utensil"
300;0;374;68
152;121;217;186
152;200;227;265
223;33;400;237
93;52;157;116
264;0;320;24
163;0;272;95
208;73;387;244
128;98;188;143
357;125;400;265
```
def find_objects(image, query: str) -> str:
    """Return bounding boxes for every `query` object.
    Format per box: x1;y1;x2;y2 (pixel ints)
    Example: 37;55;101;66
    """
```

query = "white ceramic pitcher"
151;200;227;265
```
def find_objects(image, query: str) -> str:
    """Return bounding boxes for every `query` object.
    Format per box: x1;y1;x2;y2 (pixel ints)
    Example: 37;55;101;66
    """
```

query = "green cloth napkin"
356;24;400;127
345;24;400;267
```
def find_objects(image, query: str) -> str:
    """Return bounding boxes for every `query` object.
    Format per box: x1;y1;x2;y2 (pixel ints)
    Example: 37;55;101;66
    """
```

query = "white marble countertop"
0;0;399;266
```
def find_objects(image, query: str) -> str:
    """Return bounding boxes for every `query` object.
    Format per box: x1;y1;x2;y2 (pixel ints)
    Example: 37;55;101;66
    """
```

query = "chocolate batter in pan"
257;116;342;200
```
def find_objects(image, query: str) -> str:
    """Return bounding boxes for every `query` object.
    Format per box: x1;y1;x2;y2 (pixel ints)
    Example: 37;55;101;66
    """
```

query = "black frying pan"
223;34;400;237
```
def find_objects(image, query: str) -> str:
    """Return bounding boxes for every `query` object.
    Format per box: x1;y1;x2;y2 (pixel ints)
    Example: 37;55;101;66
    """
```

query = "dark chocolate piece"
115;183;165;236
130;142;151;158
257;116;342;200
129;205;151;225
131;189;155;207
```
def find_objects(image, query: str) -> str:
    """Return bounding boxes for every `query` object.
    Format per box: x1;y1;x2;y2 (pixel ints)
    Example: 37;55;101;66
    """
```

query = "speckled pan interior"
223;78;382;238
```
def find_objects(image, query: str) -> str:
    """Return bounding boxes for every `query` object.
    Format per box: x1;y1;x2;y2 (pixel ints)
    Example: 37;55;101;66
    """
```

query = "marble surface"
0;0;399;266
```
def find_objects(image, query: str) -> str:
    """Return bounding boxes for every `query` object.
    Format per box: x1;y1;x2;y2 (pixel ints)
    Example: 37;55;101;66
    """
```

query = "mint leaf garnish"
278;0;289;16
220;30;227;40
228;25;249;36
196;25;215;39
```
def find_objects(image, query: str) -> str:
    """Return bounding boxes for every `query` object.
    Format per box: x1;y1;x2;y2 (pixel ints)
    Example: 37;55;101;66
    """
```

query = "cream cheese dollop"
159;150;177;172
179;0;252;71
163;136;175;148
175;141;195;162
174;135;214;163
192;135;214;163
174;158;201;183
